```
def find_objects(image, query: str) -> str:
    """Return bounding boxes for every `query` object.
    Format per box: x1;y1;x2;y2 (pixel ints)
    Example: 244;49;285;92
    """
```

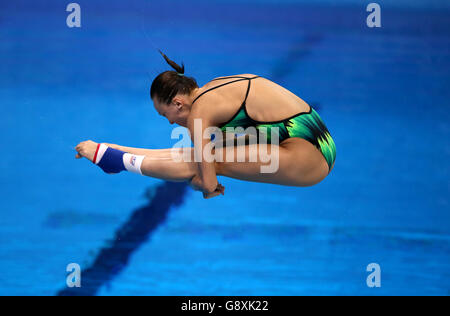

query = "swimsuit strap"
191;76;260;106
243;76;255;104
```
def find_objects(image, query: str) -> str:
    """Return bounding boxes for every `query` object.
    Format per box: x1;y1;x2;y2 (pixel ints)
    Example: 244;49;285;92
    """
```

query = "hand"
203;183;225;199
75;140;99;162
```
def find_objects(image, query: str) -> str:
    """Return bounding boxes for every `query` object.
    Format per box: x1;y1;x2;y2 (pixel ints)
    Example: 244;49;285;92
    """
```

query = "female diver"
75;52;336;199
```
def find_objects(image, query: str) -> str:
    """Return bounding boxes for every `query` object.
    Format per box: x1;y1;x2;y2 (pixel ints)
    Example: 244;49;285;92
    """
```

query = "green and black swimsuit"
191;75;337;172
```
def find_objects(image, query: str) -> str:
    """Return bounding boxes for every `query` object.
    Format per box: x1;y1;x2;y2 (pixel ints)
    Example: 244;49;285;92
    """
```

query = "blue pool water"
0;0;449;296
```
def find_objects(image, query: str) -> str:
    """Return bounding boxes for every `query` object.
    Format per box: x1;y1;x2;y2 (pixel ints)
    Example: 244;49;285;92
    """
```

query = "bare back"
191;74;311;126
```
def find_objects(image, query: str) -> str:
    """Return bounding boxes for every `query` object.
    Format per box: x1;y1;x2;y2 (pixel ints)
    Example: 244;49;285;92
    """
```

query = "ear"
172;96;184;110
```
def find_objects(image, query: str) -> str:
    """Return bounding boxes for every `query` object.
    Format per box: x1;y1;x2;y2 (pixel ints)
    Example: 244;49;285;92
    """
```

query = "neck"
188;87;202;106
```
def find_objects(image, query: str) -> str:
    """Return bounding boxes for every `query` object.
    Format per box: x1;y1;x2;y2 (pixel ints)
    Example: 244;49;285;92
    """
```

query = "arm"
189;174;225;198
187;113;222;196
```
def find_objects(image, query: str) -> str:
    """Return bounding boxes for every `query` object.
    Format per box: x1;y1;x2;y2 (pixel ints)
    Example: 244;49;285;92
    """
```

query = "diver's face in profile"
153;96;189;127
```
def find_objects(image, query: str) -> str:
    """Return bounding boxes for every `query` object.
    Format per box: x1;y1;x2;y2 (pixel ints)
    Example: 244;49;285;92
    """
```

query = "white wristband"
123;153;145;175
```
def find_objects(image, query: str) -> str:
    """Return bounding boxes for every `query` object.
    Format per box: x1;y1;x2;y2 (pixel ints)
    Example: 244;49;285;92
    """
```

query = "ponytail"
150;50;198;104
158;50;185;75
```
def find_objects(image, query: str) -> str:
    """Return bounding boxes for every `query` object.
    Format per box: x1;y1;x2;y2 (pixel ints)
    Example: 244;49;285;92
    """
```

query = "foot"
75;140;99;163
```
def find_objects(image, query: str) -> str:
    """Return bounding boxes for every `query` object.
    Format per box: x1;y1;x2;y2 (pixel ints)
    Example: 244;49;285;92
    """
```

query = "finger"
207;191;221;199
203;192;214;199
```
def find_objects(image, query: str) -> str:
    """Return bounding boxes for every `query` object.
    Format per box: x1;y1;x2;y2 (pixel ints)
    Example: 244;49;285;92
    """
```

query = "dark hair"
150;51;198;104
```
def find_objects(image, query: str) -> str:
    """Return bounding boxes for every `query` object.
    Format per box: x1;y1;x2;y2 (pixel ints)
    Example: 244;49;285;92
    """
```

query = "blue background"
0;0;449;295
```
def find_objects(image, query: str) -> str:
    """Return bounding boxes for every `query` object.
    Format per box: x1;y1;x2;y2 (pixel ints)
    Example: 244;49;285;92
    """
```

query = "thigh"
145;137;330;186
279;137;330;186
214;137;328;187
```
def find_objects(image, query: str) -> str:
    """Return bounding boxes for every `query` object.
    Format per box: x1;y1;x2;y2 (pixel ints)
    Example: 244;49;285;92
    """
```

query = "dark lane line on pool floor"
57;182;188;296
270;34;323;84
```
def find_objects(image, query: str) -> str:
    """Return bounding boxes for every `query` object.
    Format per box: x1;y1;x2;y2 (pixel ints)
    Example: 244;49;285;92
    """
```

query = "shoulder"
188;93;227;127
187;74;261;126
